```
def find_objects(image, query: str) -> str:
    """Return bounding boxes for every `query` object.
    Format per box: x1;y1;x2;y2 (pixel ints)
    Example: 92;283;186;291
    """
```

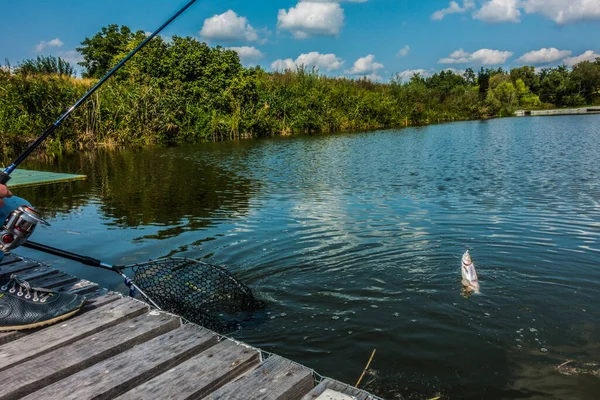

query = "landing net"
130;258;264;333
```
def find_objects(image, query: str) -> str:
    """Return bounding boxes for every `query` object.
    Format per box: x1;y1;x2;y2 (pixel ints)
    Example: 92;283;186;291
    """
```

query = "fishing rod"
0;0;198;185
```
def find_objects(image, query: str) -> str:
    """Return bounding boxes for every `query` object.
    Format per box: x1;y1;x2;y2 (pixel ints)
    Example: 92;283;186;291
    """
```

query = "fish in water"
461;250;480;294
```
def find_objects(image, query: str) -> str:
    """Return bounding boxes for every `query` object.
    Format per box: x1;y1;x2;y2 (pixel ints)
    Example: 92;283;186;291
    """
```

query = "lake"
12;115;600;399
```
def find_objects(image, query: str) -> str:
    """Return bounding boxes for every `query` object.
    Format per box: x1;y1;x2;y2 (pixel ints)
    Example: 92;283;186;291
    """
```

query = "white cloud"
395;69;432;82
346;54;384;75
271;52;344;71
200;10;259;42
271;59;294;71
522;0;600;24
227;46;264;62
517;48;572;64
439;49;471;64
563;50;600;67
471;0;600;25
432;1;475;20
470;49;513;64
35;38;64;52
397;45;410;57
473;0;521;23
439;48;513;65
277;1;344;39
57;50;83;65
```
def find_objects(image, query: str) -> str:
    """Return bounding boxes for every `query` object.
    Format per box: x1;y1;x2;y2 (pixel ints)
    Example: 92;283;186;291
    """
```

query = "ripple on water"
19;116;600;400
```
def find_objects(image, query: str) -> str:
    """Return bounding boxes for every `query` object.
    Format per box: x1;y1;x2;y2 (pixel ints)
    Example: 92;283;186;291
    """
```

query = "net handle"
22;240;162;309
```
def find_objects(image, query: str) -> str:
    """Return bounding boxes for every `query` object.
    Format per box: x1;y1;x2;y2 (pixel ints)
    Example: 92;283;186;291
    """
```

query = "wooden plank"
0;297;148;372
15;266;56;281
204;355;315;400
28;272;78;289
1;255;100;295
22;323;218;400
0;311;180;400
2;256;98;295
0;261;74;290
58;279;101;295
302;379;376;400
73;287;106;298
83;293;122;308
0;254;22;265
4;168;86;188
0;258;45;276
0;332;27;347
0;293;120;346
117;339;260;400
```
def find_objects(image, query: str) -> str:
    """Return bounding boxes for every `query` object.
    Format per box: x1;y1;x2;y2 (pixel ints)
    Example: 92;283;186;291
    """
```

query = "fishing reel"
1;205;49;252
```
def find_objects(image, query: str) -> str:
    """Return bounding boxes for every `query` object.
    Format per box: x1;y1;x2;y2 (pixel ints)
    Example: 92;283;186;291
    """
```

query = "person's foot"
0;274;87;331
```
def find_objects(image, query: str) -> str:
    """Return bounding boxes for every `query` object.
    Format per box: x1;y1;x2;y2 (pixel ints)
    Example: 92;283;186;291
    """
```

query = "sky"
1;0;599;81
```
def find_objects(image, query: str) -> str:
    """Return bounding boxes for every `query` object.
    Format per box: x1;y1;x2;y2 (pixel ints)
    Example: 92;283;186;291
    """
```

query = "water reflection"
15;146;256;236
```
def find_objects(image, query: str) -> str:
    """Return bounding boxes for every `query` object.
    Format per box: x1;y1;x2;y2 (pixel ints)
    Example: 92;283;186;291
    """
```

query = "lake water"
12;115;600;399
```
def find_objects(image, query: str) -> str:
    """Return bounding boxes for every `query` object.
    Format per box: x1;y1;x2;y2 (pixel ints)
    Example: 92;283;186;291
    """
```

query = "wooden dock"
0;253;382;400
515;107;600;117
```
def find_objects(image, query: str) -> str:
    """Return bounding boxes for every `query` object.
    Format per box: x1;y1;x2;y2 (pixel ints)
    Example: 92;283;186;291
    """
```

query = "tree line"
2;24;599;155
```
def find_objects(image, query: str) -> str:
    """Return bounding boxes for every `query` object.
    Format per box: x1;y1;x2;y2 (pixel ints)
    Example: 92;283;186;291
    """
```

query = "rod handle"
0;171;10;185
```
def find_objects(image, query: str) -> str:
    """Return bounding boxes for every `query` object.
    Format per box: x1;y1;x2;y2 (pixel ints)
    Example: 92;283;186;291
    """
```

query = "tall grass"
2;50;598;157
0;68;477;156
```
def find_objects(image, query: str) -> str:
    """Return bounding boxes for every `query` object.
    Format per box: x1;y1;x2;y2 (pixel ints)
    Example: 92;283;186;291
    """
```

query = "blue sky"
1;0;599;80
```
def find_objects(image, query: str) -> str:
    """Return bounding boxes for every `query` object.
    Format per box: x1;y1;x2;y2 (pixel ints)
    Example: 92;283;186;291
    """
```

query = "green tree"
570;60;600;104
539;66;571;106
477;67;491;100
489;72;511;90
426;70;467;102
464;68;476;86
515;79;541;108
487;81;517;116
510;66;540;93
77;25;140;78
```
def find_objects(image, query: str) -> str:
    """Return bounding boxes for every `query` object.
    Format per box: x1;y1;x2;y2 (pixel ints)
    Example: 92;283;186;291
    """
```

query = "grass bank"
2;32;599;157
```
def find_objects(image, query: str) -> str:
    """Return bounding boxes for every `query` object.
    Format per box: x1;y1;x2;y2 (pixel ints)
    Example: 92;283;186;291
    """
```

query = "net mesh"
130;258;264;333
